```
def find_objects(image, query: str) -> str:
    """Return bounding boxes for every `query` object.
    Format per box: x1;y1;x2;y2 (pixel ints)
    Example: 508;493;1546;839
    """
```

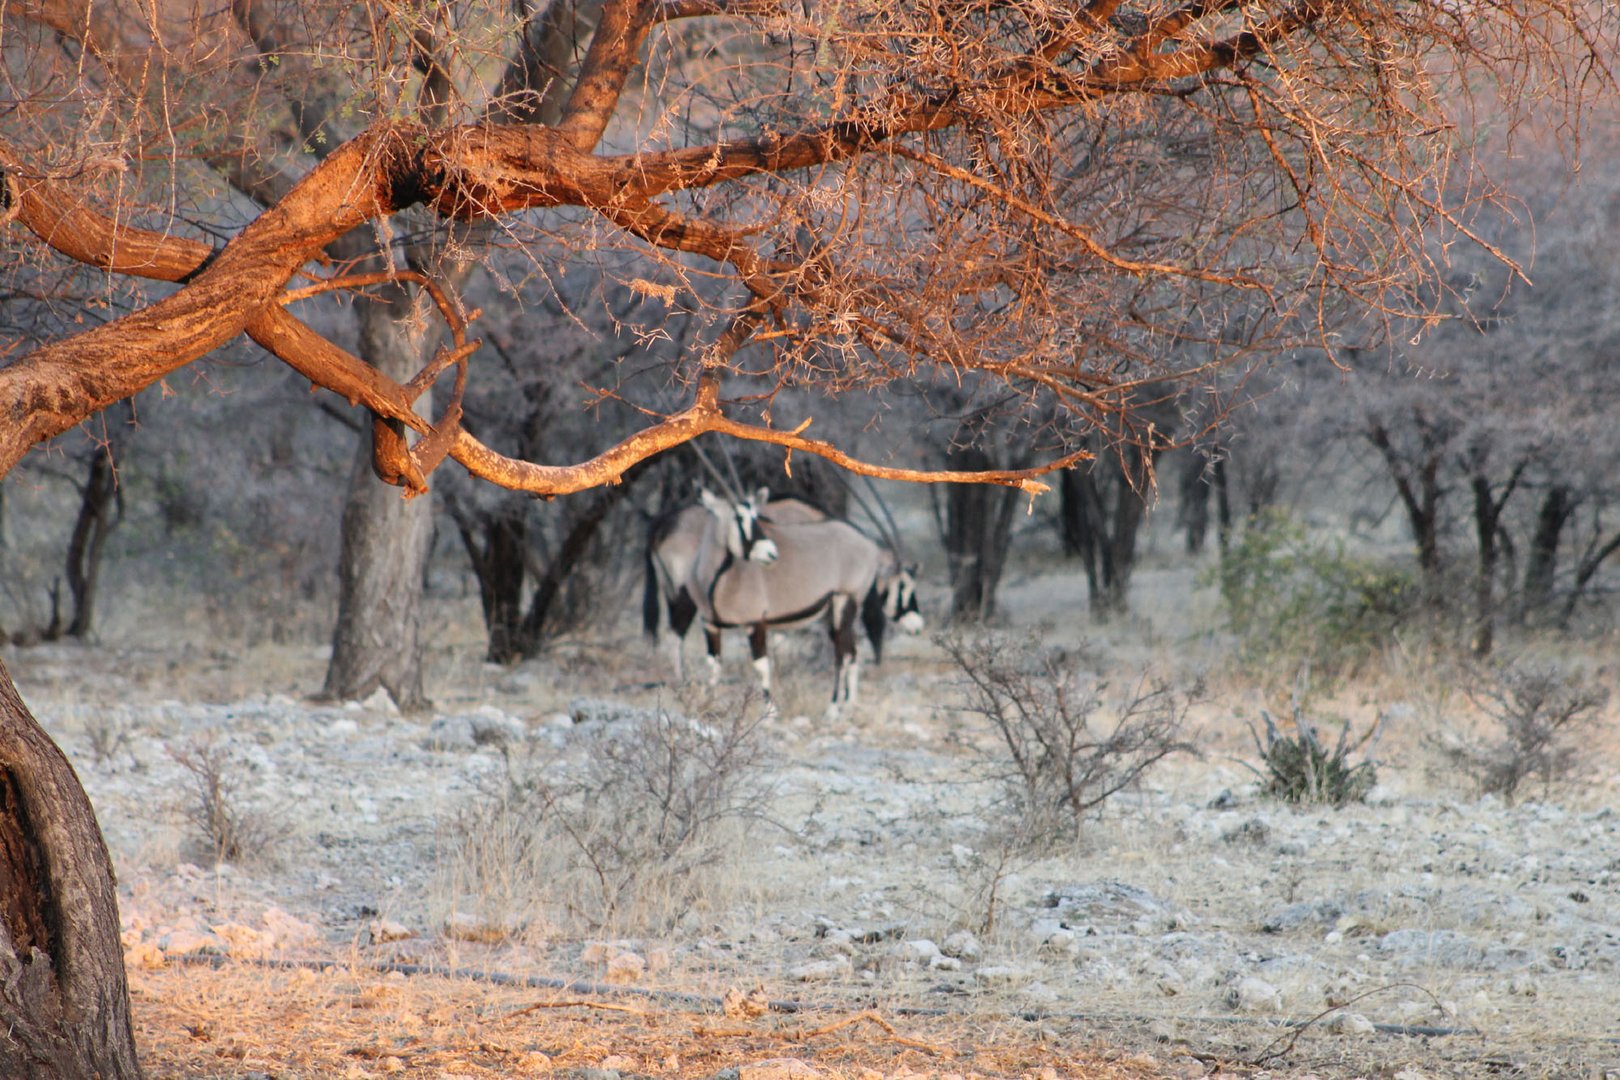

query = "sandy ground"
7;543;1620;1079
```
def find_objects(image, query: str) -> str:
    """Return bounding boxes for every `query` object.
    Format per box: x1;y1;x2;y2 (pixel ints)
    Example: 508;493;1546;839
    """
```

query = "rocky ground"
8;554;1620;1079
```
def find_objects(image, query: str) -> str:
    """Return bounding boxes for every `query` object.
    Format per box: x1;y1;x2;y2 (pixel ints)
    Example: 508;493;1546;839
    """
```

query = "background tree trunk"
0;660;141;1079
1059;442;1154;617
940;447;1025;622
1519;485;1572;621
321;288;439;709
449;498;530;664
62;415;128;639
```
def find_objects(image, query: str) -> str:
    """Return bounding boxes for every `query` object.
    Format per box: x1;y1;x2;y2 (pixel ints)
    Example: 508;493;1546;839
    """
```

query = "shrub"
1247;700;1381;806
1210;512;1414;679
1434;661;1609;803
439;693;775;937
168;735;286;865
941;631;1194;848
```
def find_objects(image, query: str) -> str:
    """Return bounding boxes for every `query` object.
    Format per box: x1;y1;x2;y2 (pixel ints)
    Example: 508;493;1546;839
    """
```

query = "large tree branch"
555;0;659;151
2;154;1085;494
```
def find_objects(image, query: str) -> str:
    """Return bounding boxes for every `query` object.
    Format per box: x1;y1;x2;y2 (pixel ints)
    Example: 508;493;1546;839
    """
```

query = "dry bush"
438;693;775;939
1247;701;1383;807
1433;661;1610;803
83;708;133;767
941;631;1195;848
167;735;286;865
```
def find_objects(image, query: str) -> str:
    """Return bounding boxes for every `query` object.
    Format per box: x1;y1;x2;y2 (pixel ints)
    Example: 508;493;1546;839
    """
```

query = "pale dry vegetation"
436;692;777;940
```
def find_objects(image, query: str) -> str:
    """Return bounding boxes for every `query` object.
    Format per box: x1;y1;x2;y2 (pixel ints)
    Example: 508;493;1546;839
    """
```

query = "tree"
1;0;1609;1073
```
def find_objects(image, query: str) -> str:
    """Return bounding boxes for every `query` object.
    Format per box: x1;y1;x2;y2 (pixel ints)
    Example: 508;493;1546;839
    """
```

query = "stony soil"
8;553;1620;1079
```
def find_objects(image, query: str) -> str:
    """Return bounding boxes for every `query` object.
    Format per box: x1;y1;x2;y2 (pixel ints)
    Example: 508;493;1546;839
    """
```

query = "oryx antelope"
643;487;780;680
644;489;922;710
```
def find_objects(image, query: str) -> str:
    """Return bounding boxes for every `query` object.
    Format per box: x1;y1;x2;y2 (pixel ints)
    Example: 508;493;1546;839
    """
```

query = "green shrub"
1248;704;1382;806
1210;512;1414;678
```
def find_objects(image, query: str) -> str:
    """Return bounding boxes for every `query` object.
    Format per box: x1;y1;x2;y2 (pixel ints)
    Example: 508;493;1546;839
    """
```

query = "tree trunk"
1212;455;1233;555
450;498;531;665
0;660;142;1079
942;448;1023;622
1366;416;1446;603
1558;525;1620;628
518;481;636;657
1468;459;1525;657
1178;450;1211;555
63;439;124;639
322;289;439;709
1059;443;1152;617
1519;485;1572;620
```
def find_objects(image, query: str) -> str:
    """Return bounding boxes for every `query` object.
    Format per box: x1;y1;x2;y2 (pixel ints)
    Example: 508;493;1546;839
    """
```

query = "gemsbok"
644;489;922;712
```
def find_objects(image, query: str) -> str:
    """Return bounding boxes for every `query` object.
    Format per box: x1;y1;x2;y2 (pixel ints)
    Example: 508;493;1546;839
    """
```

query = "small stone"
368;918;415;944
360;687;399;715
788;957;851;982
261;907;322;950
1325;1011;1376;1035
899;938;941;964
1229;976;1282;1013
817;930;856;957
975;964;1029;987
942;929;982;960
157;927;226;956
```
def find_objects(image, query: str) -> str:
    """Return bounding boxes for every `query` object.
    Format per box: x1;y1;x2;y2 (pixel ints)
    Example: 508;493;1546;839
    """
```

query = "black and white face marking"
700;488;779;564
731;496;779;564
885;565;924;633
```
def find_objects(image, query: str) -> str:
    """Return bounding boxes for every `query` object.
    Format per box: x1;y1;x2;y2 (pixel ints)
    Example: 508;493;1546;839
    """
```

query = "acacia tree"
0;0;1608;1074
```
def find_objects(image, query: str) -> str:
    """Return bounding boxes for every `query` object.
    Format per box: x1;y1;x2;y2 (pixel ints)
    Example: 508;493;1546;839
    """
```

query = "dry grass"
128;960;1180;1079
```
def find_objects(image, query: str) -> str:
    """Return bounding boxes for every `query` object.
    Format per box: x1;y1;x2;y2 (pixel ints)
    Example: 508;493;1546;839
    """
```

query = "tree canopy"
3;0;1607;497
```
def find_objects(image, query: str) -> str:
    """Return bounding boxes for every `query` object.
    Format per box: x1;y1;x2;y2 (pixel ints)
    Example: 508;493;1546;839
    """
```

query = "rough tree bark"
0;659;141;1079
322;288;439;709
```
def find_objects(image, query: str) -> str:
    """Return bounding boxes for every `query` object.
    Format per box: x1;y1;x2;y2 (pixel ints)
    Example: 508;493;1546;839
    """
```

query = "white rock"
942;929;983;960
158;927;226;956
261;906;322;949
1229;976;1282;1013
368;919;415;944
1325;1011;1376;1035
899;938;941;964
361;687;399;715
975;965;1030;987
788;957;851;982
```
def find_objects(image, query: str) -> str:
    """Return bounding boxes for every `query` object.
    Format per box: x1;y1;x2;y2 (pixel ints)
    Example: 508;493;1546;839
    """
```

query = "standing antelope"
643;487;781;680
645;489;922;711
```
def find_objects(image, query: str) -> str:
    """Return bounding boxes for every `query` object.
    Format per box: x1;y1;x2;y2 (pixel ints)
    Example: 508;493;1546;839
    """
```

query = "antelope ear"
754;485;771;507
699;488;722;511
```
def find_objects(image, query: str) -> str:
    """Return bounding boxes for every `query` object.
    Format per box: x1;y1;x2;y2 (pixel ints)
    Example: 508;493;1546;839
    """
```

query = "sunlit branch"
889;145;1267;290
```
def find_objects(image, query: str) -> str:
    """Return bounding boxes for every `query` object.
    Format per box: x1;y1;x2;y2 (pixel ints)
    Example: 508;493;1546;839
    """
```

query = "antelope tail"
861;582;887;664
642;541;661;639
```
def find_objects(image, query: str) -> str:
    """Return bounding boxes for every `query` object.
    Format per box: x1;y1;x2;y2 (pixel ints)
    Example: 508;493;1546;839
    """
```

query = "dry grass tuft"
128;960;1176;1079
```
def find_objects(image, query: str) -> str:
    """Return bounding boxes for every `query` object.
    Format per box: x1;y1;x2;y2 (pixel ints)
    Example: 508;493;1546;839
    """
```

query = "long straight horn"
857;474;908;561
688;438;741;501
